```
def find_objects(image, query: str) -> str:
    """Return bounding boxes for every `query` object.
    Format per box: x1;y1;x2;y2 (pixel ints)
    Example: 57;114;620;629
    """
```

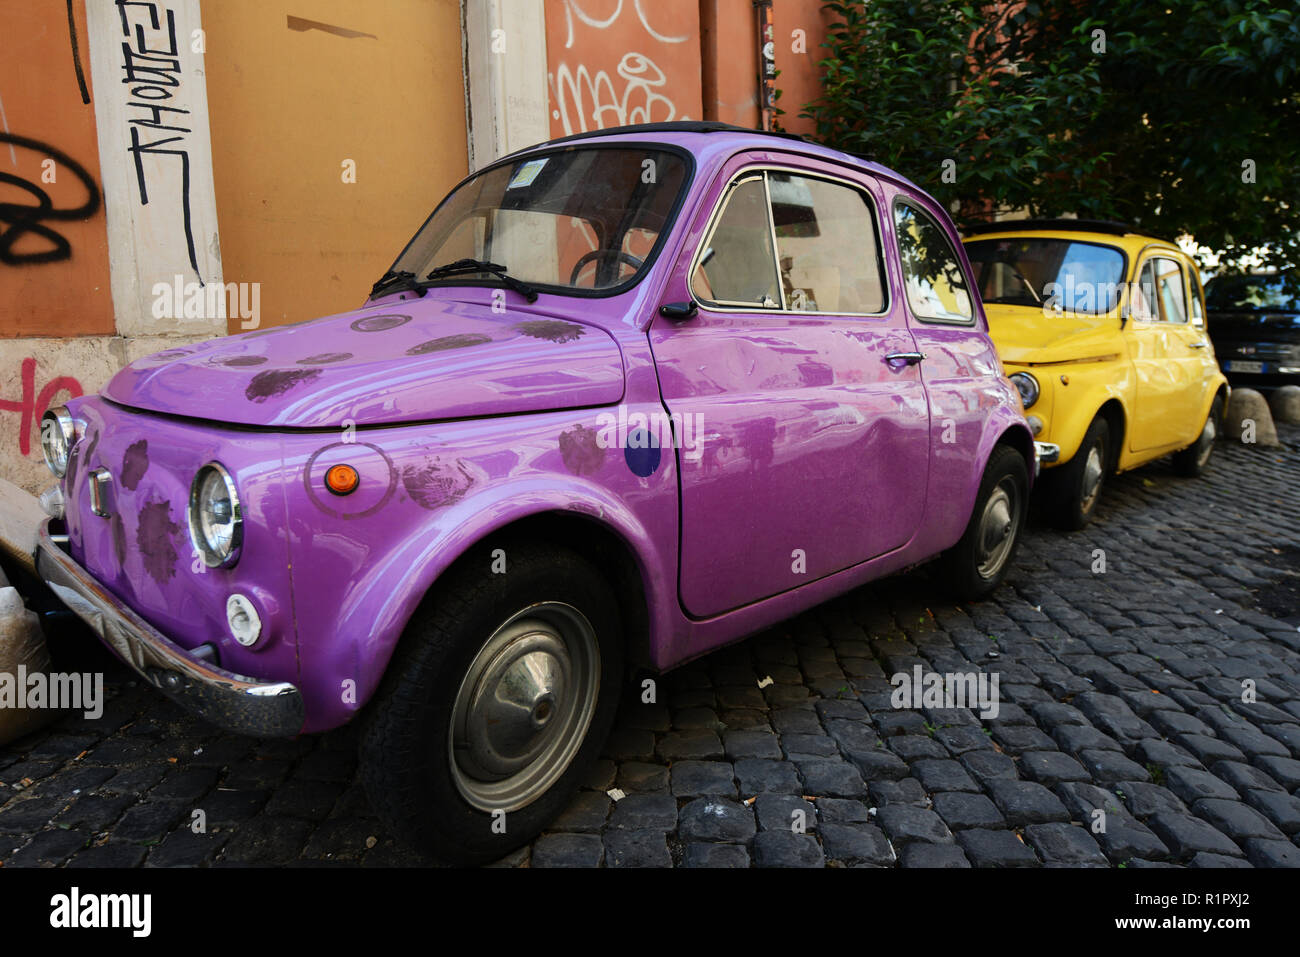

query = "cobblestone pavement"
2;426;1299;868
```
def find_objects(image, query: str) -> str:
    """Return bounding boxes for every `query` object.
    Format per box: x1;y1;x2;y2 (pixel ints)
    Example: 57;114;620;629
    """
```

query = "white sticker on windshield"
507;158;548;190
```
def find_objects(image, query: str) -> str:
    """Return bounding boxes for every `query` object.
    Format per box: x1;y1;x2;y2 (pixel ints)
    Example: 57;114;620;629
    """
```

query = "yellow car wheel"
1047;416;1110;531
1172;395;1224;478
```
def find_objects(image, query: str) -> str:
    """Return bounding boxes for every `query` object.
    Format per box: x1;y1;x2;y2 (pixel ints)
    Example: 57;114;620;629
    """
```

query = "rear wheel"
1047;416;1109;530
359;542;623;865
1172;394;1223;477
943;445;1028;600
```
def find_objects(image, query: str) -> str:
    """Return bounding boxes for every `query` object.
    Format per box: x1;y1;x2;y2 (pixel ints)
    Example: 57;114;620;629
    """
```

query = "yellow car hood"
984;304;1123;366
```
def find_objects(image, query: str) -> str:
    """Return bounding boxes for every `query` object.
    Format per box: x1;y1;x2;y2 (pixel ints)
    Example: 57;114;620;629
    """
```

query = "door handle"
885;351;925;366
1189;340;1209;348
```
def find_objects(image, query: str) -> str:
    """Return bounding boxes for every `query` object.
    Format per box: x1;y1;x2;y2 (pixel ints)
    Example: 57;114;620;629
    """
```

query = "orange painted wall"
772;0;836;135
202;1;469;333
683;1;833;134
0;0;113;338
545;0;703;136
700;0;760;127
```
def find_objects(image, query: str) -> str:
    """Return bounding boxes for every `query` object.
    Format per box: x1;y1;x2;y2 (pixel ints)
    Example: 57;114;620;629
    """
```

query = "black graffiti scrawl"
117;0;203;282
0;134;101;266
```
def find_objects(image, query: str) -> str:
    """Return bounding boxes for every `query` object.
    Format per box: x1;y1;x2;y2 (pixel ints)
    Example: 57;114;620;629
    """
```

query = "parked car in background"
34;122;1033;864
964;219;1229;530
1204;271;1300;390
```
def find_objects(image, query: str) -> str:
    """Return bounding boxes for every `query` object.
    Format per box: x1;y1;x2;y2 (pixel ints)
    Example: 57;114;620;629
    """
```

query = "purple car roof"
503;121;924;195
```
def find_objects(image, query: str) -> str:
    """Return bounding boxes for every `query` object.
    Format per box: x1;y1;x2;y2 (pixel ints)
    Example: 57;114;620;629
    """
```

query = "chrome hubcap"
976;479;1020;579
1080;445;1105;513
1196;416;1216;467
449;602;599;813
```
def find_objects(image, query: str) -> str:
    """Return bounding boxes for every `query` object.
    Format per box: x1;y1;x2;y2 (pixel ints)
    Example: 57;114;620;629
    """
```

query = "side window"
692;177;780;308
893;201;973;322
1132;260;1158;320
768;173;887;314
1154;257;1188;323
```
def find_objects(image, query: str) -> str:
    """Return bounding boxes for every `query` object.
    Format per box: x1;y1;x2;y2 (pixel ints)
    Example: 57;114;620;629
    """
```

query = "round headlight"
40;406;76;478
188;463;242;568
1009;372;1040;410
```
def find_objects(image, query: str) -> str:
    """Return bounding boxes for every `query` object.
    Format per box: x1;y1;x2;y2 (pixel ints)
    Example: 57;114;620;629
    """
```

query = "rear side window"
894;201;973;323
1188;271;1205;324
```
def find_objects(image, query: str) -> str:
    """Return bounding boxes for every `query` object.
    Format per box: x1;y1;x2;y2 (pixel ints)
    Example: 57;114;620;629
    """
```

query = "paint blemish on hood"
136;498;180;585
121;439;149;491
351;314;411;333
516;320;585;343
558;425;605;475
406;334;492;355
401;457;475;510
245;368;323;403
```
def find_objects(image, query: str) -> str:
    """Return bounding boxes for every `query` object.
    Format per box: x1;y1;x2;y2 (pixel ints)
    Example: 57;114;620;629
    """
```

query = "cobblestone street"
3;427;1299;868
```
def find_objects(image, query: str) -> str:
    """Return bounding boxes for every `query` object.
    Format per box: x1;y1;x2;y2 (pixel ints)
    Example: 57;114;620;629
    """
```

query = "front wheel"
1172;394;1223;477
942;445;1029;601
1046;416;1110;530
359;542;624;865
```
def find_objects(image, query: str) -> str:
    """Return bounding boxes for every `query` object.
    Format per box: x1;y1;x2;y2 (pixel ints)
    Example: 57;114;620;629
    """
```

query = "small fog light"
226;594;263;647
1026;415;1044;436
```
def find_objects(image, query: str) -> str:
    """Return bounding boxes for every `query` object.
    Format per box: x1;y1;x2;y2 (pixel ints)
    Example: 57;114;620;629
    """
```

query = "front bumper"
36;520;304;737
1034;441;1060;469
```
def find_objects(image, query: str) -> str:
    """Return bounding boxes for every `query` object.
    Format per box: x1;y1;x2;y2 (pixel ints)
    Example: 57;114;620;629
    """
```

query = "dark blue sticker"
624;428;661;477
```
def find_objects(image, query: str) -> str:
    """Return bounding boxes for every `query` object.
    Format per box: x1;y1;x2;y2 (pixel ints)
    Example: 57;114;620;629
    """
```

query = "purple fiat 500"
36;122;1035;863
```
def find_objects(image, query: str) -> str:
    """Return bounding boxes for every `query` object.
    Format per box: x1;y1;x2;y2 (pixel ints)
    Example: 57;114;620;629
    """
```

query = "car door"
648;158;929;618
1126;253;1199;451
886;193;1001;527
1169;261;1220;422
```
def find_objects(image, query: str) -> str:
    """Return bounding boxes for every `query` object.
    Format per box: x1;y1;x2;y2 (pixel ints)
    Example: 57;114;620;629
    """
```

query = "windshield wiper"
425;259;539;303
370;269;427;299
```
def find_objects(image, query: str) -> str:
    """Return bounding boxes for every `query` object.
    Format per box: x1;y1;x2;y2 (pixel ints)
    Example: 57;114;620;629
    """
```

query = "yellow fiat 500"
963;220;1229;529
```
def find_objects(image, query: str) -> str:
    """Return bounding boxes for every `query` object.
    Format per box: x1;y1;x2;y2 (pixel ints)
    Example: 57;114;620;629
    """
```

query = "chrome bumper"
35;521;304;737
1034;442;1061;468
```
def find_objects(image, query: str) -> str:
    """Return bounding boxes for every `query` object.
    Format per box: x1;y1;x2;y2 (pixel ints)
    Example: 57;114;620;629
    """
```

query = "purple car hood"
103;298;626;428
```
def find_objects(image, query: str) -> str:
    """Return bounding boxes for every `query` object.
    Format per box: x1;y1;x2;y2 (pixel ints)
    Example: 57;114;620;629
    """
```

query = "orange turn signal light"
325;464;359;496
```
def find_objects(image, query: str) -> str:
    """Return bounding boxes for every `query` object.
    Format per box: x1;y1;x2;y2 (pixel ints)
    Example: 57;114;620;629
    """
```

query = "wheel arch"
430;510;655;674
1095;397;1127;472
337;491;665;724
993;421;1035;485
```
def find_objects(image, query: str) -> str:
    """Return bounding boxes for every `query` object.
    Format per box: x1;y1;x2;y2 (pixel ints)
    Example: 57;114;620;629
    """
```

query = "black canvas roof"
963;218;1135;237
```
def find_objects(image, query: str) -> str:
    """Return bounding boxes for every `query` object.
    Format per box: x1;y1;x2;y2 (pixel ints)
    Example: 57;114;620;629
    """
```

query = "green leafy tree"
801;0;1300;273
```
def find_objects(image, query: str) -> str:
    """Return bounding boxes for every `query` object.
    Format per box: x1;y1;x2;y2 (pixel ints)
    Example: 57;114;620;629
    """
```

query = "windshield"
1205;273;1300;312
965;237;1126;314
386;147;689;295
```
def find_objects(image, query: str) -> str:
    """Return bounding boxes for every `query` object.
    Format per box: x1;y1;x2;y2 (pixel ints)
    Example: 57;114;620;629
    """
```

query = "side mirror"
659;301;698;321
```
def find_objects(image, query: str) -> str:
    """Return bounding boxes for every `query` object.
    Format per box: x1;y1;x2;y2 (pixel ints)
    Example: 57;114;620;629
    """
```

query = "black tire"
359;541;624;865
942;445;1029;601
1172;394;1223;477
1047;416;1110;531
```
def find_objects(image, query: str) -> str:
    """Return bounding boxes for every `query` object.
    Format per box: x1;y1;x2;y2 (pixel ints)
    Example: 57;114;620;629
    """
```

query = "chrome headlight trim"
1009;372;1040;410
40;406;76;478
188;462;243;568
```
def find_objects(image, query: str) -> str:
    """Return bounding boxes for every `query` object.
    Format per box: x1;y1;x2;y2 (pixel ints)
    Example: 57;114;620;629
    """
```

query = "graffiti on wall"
0;133;101;266
115;0;203;283
0;0;116;342
545;0;702;136
0;358;83;457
